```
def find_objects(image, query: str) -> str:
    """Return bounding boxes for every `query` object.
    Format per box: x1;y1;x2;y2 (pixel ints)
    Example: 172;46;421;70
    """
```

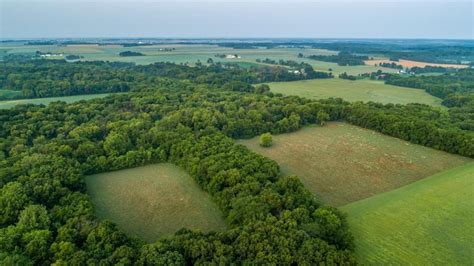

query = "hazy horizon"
1;0;473;39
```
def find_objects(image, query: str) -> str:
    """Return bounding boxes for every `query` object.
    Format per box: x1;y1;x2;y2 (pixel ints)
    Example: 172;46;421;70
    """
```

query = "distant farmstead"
225;54;241;59
36;51;63;57
288;70;301;75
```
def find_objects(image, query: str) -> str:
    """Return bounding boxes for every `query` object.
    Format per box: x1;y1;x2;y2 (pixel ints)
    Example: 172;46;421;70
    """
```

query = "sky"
1;0;473;39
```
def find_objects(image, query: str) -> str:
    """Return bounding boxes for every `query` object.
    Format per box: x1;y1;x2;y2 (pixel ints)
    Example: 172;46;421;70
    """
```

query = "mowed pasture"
238;122;471;206
342;162;474;265
267;78;443;106
85;163;227;243
365;59;469;69
0;93;114;109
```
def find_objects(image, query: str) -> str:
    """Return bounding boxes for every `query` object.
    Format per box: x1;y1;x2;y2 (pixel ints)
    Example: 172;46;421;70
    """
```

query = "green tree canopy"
260;133;273;147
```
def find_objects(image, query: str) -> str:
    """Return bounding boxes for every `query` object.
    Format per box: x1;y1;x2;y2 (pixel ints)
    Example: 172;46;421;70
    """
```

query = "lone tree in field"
317;111;330;126
259;133;273;147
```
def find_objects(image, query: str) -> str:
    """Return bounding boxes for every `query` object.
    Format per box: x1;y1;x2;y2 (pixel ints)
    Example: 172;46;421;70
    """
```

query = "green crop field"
342;162;474;265
267;78;443;106
85;163;227;243
0;93;115;109
238;122;470;206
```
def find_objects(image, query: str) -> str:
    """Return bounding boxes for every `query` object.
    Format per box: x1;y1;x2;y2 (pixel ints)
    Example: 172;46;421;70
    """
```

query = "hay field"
85;163;227;242
342;162;474;265
238;123;470;206
267;78;443;106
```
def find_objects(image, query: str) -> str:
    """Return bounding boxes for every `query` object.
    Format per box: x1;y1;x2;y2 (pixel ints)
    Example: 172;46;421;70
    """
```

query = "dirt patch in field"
365;59;468;69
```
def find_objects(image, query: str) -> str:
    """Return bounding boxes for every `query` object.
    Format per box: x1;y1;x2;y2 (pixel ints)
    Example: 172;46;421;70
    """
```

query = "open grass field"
238;122;471;206
341;162;474;265
0;93;115;109
365;59;469;69
267;78;443;106
85;163;227;242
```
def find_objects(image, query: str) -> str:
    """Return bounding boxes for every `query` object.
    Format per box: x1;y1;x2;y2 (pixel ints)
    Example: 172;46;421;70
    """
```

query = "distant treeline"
25;41;58;45
378;62;403;70
119;51;144;57
305;52;369;66
65;55;82;60
217;43;280;49
410;65;458;74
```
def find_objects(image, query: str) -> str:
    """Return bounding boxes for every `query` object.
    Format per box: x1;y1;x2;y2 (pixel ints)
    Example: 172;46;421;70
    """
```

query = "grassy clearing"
0;93;114;109
342;162;474;265
267;78;443;106
238;122;471;206
85;163;227;242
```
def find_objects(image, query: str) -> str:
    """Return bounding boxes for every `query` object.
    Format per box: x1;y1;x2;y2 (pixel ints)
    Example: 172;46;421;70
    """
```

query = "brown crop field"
238;122;471;206
365;59;469;69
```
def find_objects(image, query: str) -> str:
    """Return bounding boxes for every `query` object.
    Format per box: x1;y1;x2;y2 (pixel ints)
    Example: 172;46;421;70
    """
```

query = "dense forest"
0;59;330;100
1;58;473;264
410;65;457;74
1;78;360;264
306;52;368;66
